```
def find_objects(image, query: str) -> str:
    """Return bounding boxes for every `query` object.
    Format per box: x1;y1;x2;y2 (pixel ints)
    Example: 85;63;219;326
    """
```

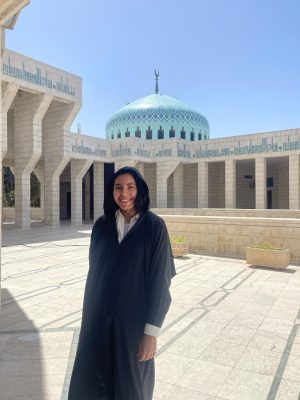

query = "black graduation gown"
68;210;176;400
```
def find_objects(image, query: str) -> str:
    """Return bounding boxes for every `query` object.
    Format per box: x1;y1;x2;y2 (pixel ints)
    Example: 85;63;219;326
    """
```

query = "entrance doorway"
67;192;71;218
267;190;272;209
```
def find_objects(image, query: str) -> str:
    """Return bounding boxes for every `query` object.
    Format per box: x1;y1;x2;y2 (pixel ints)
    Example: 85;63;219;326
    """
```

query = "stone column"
94;162;104;221
136;162;144;177
156;161;179;208
71;159;93;225
84;169;91;221
34;162;44;221
198;161;208;208
43;101;80;226
2;82;18;160
114;160;137;171
289;154;300;209
255;157;267;209
225;159;236;208
0;27;2;311
14;92;53;228
173;163;183;207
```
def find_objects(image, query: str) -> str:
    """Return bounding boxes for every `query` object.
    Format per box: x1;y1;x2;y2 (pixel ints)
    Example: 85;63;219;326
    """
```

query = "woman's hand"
137;334;157;362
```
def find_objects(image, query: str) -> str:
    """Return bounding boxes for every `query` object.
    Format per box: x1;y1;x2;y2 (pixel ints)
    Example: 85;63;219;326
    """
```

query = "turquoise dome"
106;93;209;141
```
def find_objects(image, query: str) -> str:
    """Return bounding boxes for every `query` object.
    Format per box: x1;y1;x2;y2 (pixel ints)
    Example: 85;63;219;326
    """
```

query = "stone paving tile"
235;346;283;376
177;360;232;396
163;385;216;399
274;378;300;400
217;368;274;400
1;223;300;400
198;339;246;367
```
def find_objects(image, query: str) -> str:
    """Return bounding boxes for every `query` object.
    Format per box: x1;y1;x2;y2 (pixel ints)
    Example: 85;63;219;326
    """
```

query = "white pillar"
71;159;92;225
114;160;137;171
198;161;208;208
84;170;91;221
255;157;267;209
156;161;179;208
0;27;3;312
43;102;80;226
225;159;236;208
136;162;144;177
173;163;183;207
2;82;18;160
94;162;104;221
14;92;53;228
289;154;300;210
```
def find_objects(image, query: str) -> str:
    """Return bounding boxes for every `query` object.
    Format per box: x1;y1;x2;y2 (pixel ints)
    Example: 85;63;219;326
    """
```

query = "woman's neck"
119;209;137;223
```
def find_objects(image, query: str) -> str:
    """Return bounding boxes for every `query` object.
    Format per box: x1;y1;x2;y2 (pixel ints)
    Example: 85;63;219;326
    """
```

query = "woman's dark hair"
103;166;150;219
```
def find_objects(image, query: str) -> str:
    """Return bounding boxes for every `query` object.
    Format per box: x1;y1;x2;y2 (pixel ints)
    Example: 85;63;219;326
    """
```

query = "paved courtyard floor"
0;223;300;400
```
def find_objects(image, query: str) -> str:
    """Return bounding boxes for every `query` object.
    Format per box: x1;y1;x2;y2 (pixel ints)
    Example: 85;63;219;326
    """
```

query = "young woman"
68;166;176;400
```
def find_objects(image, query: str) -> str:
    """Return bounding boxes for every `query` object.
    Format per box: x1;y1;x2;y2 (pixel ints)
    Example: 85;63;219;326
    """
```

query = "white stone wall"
161;214;300;263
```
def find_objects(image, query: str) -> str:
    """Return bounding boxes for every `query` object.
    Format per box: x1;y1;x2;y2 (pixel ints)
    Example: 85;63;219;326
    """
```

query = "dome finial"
154;69;159;94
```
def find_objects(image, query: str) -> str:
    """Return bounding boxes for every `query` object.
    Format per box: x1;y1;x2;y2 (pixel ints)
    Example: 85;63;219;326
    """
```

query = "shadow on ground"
2;221;93;247
0;288;45;399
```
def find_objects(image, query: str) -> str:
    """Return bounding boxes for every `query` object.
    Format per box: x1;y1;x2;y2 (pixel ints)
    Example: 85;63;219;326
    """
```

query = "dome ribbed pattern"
106;94;209;141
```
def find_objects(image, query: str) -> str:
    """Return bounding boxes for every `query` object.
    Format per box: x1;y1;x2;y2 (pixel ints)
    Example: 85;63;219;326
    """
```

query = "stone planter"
171;242;189;257
246;247;291;269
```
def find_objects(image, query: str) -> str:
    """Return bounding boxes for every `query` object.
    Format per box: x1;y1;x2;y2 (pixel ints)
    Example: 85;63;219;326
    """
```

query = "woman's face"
113;173;138;214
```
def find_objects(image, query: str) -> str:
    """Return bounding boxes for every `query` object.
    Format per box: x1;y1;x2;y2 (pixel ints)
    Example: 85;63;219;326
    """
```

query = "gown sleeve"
146;218;176;329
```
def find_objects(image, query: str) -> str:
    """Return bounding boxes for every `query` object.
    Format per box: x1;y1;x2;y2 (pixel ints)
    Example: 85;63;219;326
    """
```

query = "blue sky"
6;0;300;139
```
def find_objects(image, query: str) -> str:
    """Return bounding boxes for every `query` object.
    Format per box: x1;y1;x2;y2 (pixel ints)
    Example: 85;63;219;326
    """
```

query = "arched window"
125;128;130;138
180;128;186;139
158;126;164;139
135;127;141;138
190;131;195;141
146;126;152;140
198;133;202;140
169;126;175;138
117;132;121;139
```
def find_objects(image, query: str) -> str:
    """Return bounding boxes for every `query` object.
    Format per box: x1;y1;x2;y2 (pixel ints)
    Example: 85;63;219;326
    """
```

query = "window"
267;177;273;188
146;126;152;140
169;127;175;138
158;126;164;139
125;129;130;138
135;127;141;138
111;134;114;139
198;133;202;140
180;128;186;139
117;132;121;139
190;131;195;141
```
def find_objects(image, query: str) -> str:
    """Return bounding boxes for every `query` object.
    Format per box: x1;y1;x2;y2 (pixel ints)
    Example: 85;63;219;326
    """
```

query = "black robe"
68;210;176;400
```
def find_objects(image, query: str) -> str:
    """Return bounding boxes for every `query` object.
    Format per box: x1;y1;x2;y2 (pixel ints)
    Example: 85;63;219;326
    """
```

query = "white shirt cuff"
144;323;161;337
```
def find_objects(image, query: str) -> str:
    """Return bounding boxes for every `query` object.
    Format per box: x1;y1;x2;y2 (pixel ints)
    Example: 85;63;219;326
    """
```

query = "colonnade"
2;151;300;228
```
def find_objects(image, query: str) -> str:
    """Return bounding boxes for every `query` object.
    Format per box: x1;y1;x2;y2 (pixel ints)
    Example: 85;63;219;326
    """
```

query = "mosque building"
0;1;300;266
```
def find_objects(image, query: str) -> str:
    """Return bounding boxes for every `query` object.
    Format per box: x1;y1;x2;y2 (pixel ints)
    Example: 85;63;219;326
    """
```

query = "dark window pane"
158;126;164;139
135;127;141;138
125;129;130;138
146;126;152;140
180;128;186;139
169;127;175;138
